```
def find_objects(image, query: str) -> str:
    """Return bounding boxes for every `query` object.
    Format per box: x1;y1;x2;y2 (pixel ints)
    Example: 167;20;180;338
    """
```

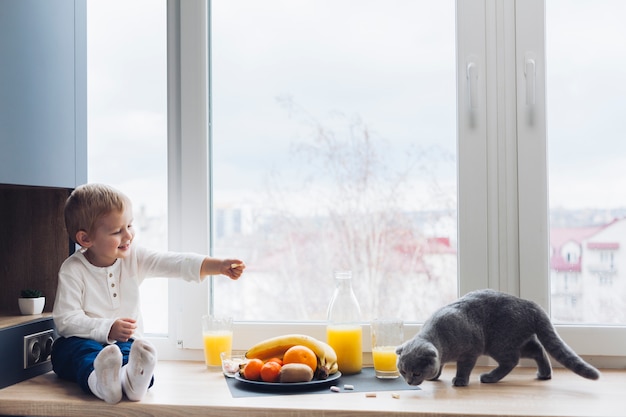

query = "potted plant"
18;289;45;315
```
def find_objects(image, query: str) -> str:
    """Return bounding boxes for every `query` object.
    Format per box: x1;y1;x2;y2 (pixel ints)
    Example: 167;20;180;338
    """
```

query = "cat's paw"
479;372;502;383
536;372;552;380
452;376;469;387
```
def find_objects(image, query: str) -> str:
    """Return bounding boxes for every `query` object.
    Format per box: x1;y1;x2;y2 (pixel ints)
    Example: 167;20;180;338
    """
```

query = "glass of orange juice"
202;315;233;369
371;318;403;379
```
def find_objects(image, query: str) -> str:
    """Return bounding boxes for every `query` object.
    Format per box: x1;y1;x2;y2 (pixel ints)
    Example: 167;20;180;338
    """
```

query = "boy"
52;183;245;404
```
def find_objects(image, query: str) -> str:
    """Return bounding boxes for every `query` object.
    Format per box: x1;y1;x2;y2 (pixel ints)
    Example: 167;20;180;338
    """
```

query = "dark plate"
234;371;342;391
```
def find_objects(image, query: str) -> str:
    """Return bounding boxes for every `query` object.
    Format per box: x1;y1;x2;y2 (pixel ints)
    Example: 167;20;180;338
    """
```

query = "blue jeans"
51;337;154;395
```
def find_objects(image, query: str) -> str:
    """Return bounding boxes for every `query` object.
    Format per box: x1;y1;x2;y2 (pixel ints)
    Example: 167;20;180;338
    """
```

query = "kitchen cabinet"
0;0;87;188
0;315;56;389
0;0;85;390
0;0;85;315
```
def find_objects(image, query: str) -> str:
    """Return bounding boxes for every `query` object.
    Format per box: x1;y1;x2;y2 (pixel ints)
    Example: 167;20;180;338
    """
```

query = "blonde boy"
52;184;245;403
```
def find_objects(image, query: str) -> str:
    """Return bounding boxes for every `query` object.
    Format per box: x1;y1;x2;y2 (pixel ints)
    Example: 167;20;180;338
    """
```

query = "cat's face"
396;338;440;386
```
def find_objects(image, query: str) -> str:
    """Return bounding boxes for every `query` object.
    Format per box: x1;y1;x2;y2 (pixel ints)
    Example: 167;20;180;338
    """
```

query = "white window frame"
151;0;626;366
514;0;626;361
148;0;211;359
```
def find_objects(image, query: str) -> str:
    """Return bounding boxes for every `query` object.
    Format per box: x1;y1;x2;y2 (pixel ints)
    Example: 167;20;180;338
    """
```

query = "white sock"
121;339;157;401
87;345;123;404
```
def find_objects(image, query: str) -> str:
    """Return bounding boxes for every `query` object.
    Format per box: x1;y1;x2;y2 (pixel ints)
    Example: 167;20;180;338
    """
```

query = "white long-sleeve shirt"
53;246;205;343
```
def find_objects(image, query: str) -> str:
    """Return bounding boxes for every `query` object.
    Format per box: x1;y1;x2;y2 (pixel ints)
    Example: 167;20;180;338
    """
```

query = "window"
87;0;169;335
546;0;626;325
89;0;625;363
211;0;458;323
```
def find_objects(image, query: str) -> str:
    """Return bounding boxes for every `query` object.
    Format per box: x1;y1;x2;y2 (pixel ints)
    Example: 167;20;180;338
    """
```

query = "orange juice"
327;325;362;374
372;346;398;372
202;331;232;367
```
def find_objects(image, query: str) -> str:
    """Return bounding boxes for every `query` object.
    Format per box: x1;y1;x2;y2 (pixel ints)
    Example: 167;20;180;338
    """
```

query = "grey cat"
396;289;600;387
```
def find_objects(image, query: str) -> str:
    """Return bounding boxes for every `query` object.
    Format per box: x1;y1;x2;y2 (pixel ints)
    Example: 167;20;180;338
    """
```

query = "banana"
245;333;338;378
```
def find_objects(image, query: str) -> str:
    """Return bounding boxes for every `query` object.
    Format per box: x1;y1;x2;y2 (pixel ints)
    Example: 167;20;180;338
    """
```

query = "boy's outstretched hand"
200;257;246;280
223;259;245;280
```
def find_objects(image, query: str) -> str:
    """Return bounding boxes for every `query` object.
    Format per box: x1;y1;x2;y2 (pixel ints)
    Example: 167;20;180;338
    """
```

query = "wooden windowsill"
0;362;621;417
0;313;52;330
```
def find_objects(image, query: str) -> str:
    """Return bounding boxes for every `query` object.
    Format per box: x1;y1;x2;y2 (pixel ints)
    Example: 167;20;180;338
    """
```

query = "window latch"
525;53;536;106
466;60;479;110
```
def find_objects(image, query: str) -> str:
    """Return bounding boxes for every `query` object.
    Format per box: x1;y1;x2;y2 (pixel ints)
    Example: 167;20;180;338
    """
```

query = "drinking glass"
370;318;403;379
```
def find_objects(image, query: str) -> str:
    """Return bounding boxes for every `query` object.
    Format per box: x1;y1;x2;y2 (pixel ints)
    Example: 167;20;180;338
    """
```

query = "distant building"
550;218;625;323
215;204;254;239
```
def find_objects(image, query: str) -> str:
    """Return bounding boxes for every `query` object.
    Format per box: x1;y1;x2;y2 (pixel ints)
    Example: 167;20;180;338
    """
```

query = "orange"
242;358;264;381
260;361;282;383
282;345;317;372
267;357;283;366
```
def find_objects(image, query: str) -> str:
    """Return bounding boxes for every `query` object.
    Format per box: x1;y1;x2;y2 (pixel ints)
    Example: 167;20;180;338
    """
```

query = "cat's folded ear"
396;343;404;355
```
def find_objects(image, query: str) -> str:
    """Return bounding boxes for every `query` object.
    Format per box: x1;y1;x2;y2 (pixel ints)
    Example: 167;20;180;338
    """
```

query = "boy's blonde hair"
65;183;131;243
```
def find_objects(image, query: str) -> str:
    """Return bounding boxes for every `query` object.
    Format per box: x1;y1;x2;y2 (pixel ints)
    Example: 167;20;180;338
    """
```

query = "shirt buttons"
109;273;113;278
111;283;115;288
113;293;118;298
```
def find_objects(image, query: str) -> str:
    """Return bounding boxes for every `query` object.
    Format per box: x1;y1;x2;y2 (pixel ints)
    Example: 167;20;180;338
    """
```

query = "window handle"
466;60;479;110
525;54;536;106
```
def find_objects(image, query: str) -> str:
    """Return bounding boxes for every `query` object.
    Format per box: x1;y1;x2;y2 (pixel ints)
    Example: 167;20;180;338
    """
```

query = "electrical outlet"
23;329;54;370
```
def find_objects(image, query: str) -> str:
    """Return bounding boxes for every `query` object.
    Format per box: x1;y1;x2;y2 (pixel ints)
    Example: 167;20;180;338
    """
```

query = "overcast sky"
87;0;626;215
546;0;626;210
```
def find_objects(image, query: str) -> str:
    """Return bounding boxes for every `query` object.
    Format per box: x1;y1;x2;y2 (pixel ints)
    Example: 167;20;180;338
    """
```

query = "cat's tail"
535;313;600;380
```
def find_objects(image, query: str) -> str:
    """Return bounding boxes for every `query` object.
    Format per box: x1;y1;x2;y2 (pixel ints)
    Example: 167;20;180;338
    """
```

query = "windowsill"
0;361;621;417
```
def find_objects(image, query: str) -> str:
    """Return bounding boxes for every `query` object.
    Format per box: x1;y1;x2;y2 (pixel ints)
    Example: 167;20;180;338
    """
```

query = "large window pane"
212;0;457;322
547;0;626;324
87;1;168;334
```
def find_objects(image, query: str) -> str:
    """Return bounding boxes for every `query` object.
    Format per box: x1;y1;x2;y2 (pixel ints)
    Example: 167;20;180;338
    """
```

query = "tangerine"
267;357;283;366
260;361;282;383
242;358;264;381
282;345;317;372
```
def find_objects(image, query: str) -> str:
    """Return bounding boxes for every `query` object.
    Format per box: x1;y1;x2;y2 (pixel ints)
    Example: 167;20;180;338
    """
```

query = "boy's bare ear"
75;230;92;247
